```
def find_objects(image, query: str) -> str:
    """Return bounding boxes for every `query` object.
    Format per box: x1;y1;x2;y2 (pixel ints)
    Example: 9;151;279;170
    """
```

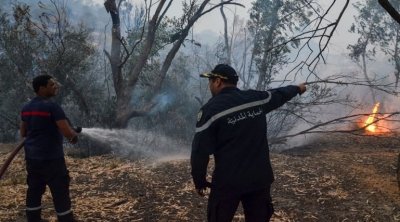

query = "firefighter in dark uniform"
191;64;306;222
20;74;78;222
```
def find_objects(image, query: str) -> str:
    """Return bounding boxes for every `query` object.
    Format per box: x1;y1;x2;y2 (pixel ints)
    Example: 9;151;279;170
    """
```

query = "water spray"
80;127;190;161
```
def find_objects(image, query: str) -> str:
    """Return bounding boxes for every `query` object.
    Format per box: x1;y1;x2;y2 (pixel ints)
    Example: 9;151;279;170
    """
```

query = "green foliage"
168;1;199;37
247;0;313;90
0;2;111;141
378;1;400;68
348;0;389;62
0;5;43;141
348;0;400;88
122;3;172;85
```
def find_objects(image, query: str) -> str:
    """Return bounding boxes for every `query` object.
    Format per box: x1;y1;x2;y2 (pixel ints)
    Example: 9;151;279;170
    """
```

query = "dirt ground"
1;134;400;221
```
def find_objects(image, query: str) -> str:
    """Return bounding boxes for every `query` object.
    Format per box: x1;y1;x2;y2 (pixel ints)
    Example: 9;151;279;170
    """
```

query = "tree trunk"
394;30;400;88
360;40;376;103
103;0;238;128
104;0;125;127
220;2;231;64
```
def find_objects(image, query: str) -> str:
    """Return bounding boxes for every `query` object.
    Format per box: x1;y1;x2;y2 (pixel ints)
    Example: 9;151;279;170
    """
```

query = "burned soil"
1;134;400;221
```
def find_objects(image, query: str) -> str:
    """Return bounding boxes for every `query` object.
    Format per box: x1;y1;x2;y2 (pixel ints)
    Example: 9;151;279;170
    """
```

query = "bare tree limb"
274;112;400;142
119;6;148;68
220;1;231;64
304;77;400;95
156;0;173;28
379;0;400;24
103;49;111;62
200;1;244;17
268;1;350;78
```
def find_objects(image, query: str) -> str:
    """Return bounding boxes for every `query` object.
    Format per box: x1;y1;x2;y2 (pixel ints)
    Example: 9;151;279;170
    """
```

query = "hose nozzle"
74;126;82;133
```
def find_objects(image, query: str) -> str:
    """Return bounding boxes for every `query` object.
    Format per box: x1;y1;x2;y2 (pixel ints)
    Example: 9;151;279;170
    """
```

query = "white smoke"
149;92;175;115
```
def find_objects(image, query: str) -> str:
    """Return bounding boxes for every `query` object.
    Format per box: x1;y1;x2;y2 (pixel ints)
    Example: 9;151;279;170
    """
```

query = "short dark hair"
32;75;53;93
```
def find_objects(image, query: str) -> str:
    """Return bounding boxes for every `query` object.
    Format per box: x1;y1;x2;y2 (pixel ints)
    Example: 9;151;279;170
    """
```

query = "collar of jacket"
218;86;239;95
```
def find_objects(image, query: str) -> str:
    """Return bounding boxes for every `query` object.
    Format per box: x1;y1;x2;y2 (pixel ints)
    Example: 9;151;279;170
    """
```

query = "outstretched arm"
264;83;306;113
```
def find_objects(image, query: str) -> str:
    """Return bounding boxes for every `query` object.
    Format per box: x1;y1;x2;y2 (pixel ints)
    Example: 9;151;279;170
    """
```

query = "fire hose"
0;126;82;180
0;140;25;180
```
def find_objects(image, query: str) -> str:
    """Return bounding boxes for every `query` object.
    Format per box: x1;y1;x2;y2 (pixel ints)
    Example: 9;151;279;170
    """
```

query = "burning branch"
271;111;400;143
364;103;380;133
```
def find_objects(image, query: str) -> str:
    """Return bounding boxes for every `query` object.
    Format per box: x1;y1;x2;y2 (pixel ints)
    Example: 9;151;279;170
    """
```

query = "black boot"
26;209;41;222
57;212;74;222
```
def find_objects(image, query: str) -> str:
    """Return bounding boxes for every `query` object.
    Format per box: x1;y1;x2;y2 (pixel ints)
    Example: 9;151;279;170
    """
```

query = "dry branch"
378;0;400;24
273;112;400;143
267;1;350;78
304;79;400;95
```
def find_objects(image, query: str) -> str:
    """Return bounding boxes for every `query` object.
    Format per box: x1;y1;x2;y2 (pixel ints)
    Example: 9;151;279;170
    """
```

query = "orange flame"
364;102;380;133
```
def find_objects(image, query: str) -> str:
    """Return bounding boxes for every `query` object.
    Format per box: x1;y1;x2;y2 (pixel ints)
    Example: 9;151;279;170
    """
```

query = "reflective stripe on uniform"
26;205;42;211
21;111;51;117
195;91;272;133
57;209;72;216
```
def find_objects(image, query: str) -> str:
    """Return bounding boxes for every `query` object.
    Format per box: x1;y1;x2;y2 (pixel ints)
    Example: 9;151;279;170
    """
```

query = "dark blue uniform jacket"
191;86;301;192
21;97;66;160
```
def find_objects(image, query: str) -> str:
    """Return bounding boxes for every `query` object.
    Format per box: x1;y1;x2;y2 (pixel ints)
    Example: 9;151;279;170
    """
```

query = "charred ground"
1;134;400;221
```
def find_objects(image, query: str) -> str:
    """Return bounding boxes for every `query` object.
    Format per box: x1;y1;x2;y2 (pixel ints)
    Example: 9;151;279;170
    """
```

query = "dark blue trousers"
207;186;274;222
25;158;74;222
